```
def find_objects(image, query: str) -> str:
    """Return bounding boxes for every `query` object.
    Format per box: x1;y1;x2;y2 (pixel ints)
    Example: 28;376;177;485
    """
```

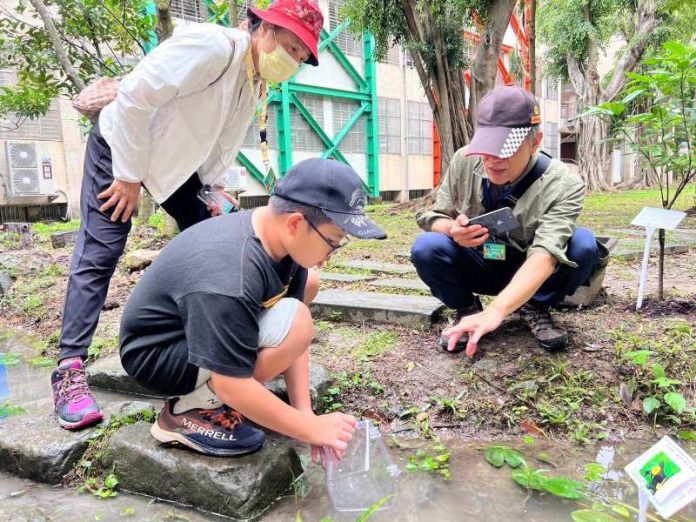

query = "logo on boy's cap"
273;158;387;240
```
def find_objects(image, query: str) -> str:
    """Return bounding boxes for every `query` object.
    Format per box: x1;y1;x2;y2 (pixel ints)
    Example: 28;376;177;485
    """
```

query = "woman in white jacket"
51;0;324;431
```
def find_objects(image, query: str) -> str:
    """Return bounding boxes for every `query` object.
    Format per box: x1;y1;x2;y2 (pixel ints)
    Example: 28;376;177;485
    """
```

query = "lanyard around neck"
244;47;270;177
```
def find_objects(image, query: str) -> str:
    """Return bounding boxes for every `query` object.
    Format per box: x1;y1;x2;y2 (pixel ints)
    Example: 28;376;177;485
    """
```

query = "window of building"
544;78;558;101
170;0;209;22
333;100;365;153
545;121;559;153
378;97;401;154
0;69;63;142
379;46;401;66
243;105;277;149
328;0;363;59
407;101;432;155
291;94;325;152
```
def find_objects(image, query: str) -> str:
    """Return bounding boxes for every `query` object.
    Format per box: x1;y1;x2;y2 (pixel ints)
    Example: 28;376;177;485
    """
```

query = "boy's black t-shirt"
119;210;307;378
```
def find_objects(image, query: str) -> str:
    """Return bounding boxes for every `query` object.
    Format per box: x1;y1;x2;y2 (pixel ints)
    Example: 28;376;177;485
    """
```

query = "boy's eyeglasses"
306;219;350;253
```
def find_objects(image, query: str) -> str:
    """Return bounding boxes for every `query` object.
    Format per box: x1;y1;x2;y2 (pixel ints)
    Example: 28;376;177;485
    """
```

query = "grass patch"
88;336;120;360
354;331;397;362
32;220;80;237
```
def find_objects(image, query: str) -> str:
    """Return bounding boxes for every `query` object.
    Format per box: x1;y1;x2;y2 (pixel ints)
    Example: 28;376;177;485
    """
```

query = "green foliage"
538;0;629;79
616;326;695;424
588;41;696;210
355;331;397;362
88;336;119;360
405;440;451;480
0;353;21;366
0;0;156;119
0;401;27;418
484;445;525;468
341;0;490;73
571;510;621;522
32;220;80;236
147;209;166;234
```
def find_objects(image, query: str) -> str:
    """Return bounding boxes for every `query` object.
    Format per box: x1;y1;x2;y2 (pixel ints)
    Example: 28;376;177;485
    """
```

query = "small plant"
80;473;119;499
354;331;397;362
405;440;451;480
0;401;26;418
88;336;119;360
322;386;343;412
0;353;21;366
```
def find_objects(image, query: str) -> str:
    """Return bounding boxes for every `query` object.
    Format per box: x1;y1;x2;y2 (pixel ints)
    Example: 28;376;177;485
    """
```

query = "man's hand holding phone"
450;214;489;248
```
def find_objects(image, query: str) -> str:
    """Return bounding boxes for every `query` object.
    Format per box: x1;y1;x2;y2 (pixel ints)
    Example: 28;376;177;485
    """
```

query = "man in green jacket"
412;86;606;357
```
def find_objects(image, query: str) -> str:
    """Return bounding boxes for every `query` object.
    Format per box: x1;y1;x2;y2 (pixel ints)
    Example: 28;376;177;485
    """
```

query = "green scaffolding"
224;19;381;197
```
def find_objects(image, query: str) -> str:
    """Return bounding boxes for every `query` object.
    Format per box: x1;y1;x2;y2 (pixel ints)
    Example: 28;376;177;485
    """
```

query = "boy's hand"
307;412;357;454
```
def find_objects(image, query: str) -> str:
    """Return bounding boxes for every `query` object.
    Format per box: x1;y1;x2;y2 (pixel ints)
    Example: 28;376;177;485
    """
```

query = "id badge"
483;242;506;261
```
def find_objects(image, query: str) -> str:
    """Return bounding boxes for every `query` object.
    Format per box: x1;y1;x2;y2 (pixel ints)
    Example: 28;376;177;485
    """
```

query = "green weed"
354;331;397;362
405;440;451;480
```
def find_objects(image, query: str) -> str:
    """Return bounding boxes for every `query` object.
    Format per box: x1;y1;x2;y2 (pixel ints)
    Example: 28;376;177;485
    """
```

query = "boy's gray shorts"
257;297;301;348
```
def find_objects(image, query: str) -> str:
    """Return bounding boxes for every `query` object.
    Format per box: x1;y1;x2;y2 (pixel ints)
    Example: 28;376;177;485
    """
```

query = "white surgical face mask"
258;29;301;83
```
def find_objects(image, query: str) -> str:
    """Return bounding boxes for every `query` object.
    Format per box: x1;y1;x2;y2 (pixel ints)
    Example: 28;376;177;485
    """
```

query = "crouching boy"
119;158;386;457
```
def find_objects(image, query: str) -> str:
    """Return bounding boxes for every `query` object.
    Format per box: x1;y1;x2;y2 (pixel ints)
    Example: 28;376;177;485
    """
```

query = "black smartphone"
467;207;520;236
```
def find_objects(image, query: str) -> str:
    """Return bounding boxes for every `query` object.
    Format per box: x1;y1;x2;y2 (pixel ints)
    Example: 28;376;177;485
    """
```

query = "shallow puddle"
1;326;695;521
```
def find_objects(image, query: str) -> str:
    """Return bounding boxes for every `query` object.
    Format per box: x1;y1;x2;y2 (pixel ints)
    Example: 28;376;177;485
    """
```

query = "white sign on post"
631;207;687;310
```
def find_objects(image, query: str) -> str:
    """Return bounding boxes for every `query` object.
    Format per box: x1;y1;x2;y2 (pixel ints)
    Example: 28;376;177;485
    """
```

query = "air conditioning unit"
5;141;56;196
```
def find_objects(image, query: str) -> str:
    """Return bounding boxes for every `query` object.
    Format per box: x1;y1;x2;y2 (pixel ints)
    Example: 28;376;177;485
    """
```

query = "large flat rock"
333;260;416;275
103;422;302;520
311;289;444;327
89;355;332;410
319;272;376;283
0;399;155;484
0;409;93;484
370;277;429;292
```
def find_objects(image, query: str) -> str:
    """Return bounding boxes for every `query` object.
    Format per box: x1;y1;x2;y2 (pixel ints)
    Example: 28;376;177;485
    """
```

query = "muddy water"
1;326;695;521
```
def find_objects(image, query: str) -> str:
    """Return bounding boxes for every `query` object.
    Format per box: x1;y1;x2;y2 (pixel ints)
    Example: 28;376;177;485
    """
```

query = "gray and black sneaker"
519;303;569;351
439;297;484;354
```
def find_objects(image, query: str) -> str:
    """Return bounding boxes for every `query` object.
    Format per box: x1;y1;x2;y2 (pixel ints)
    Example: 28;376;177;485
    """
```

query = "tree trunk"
156;0;174;42
27;0;86;91
138;191;156;221
528;0;536;95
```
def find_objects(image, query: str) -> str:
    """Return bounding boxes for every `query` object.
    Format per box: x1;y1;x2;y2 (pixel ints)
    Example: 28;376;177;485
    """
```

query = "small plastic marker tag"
483;242;506;261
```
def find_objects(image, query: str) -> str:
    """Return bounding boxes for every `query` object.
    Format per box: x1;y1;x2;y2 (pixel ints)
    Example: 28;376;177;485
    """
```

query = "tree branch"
26;0;85;91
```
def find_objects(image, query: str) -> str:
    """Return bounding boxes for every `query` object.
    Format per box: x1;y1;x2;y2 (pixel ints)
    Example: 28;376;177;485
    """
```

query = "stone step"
370;277;429;292
87;355;333;411
333;260;416;275
614;244;689;261
311;289;444;327
103;422;302;521
319;272;376;283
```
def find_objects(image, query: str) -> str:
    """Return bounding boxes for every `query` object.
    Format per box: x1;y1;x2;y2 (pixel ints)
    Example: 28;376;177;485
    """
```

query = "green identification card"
483;242;506;261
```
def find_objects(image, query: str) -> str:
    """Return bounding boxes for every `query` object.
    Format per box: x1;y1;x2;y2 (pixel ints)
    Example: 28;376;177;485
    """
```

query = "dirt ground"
1;223;695;445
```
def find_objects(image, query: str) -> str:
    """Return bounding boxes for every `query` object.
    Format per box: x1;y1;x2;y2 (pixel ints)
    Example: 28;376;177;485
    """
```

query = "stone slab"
370;277;429;292
614;244;689;261
103;422;302;521
51;229;78;249
0;409;93;484
333;260;416;275
0;399;155;485
311;289;444;327
319;272;376;283
122;249;160;272
395;252;411;260
89;355;333;410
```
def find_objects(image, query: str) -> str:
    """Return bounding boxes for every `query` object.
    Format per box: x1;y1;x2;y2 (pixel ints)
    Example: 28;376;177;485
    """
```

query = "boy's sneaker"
439;297;484;354
150;398;265;457
51;359;104;430
520;303;569;351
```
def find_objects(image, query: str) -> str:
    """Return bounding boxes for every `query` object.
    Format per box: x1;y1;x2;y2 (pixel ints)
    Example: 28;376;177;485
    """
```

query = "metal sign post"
631;207;687;310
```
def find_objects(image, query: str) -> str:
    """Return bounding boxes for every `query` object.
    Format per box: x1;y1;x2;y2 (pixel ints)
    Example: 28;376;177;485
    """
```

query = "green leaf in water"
511;466;547;491
664;392;686;413
571;510;620;522
643;397;661;414
355;495;394;522
0;353;21;366
484;445;524;468
610;505;631;519
584;462;607;482
30;356;55;367
542;476;586;499
676;430;696;441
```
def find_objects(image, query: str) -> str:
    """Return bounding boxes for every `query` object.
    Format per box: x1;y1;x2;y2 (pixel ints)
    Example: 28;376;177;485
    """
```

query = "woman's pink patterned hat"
250;0;324;66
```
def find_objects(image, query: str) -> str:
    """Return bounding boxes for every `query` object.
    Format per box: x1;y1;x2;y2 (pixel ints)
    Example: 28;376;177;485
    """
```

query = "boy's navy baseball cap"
273;158;387;240
465;85;542;159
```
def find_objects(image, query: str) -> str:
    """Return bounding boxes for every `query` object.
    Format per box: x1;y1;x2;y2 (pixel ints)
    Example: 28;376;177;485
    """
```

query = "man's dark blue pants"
410;228;603;311
58;122;211;360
